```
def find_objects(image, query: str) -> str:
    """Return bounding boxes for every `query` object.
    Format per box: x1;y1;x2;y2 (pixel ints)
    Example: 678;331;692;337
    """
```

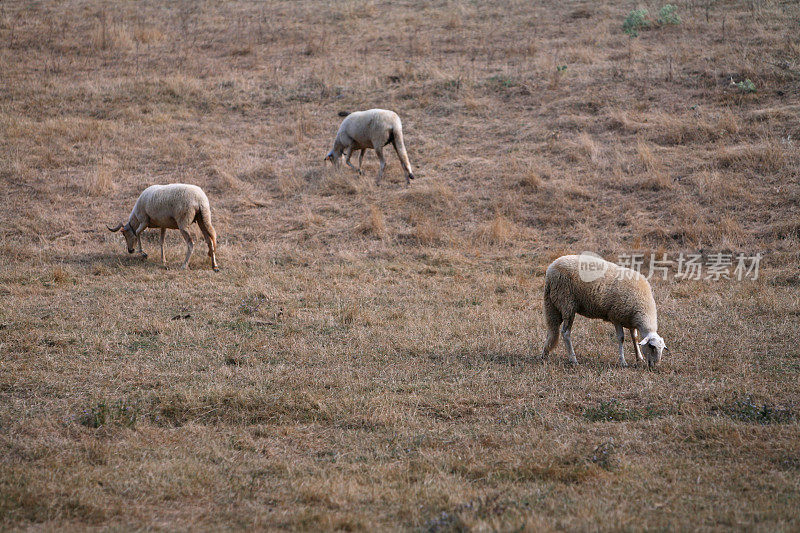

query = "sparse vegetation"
714;397;796;424
657;4;681;25
1;0;799;530
77;400;138;429
623;9;650;37
583;400;663;422
734;78;757;93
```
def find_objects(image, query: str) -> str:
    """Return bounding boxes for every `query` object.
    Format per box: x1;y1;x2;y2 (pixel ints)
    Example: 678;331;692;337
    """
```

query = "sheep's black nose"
128;249;134;254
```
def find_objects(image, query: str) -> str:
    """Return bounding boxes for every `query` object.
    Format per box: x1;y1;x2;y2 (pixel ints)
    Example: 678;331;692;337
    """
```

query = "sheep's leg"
358;149;365;173
136;236;146;258
134;219;148;258
561;313;577;365
374;146;386;185
390;127;414;185
344;146;359;173
631;329;644;363
159;228;167;268
198;220;219;272
616;324;628;367
542;296;562;360
178;227;194;270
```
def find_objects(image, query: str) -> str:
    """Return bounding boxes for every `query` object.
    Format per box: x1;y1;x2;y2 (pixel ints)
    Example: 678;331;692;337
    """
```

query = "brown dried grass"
1;0;799;530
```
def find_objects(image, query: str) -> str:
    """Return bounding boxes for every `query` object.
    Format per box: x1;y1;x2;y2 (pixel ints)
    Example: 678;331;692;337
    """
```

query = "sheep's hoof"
567;359;578;366
213;267;220;272
619;361;629;368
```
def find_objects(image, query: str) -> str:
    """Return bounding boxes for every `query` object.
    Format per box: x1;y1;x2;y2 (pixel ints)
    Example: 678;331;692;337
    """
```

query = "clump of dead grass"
636;139;660;172
575;132;602;166
473;214;518;246
646;110;742;147
606;110;642;132
320;170;368;196
278;171;303;198
50;265;72;285
85;156;118;196
693;170;753;204
91;16;135;51
355;204;387;240
716;144;786;173
747;104;800;122
410;212;443;246
132;24;165;45
517;168;543;191
301;206;324;228
399;183;456;213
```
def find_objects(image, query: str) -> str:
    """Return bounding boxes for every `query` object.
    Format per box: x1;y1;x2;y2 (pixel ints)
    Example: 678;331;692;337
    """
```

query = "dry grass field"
2;0;800;530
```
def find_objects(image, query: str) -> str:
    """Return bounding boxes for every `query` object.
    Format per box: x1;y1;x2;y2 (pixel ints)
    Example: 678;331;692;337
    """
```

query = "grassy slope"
1;0;799;530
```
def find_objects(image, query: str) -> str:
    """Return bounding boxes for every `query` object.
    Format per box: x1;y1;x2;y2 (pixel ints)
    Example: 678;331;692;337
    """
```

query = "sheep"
325;109;415;186
107;183;219;271
540;253;667;368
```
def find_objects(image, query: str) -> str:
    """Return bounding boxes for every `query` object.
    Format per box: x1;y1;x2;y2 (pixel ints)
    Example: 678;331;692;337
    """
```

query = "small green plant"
623;9;650;37
556;65;568;72
734;78;756;93
714;397;795;424
583;400;662;422
78;400;138;429
658;4;680;25
487;75;516;88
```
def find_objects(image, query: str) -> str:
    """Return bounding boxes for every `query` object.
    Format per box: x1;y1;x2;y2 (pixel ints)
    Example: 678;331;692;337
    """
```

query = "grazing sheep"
325;109;415;185
540;254;667;368
107;183;219;271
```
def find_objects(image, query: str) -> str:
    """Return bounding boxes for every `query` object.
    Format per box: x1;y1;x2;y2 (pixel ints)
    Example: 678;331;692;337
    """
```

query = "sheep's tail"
338;111;350;117
390;126;414;180
542;282;561;357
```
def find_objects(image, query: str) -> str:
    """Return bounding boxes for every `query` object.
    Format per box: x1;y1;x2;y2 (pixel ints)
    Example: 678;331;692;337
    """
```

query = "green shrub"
623;9;650;37
658;4;680;25
734;78;756;93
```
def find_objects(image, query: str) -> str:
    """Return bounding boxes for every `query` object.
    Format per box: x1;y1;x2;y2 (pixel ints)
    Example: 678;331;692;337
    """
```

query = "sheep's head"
107;222;136;254
324;149;342;166
639;332;667;369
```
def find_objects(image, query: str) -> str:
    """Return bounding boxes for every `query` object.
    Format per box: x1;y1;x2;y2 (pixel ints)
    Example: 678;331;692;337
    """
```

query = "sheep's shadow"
52;251;219;272
51;251;142;268
541;354;656;373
